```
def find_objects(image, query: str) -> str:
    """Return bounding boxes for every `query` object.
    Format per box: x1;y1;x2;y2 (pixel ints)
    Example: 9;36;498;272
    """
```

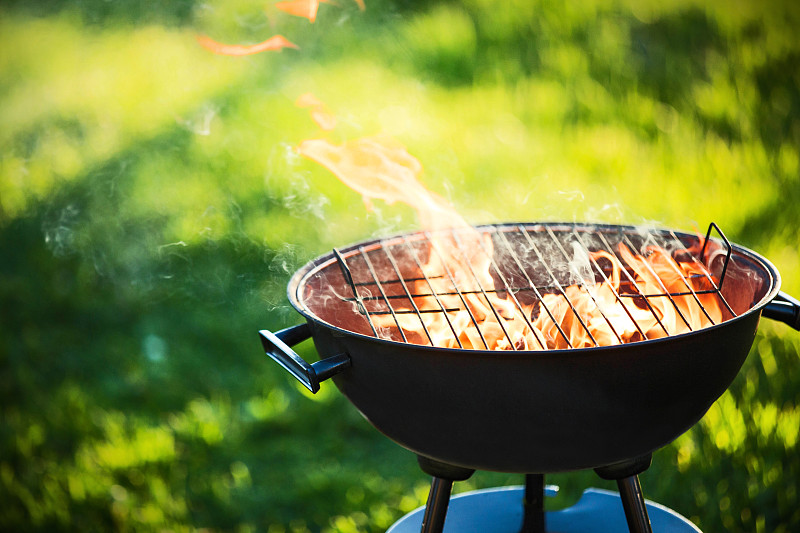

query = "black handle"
762;291;800;331
259;324;351;393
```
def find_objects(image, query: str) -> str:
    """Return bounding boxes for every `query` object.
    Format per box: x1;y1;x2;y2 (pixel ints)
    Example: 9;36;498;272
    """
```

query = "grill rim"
287;221;782;355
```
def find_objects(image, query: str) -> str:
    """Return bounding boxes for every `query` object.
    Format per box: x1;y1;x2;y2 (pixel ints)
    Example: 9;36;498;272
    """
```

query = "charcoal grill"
258;222;800;533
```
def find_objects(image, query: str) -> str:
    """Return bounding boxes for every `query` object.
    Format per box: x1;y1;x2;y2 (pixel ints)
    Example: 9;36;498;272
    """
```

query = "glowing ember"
294;93;337;131
195;34;298;56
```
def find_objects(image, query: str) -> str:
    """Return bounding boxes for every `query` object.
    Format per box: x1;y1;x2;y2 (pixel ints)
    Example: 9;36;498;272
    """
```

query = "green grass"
1;0;799;531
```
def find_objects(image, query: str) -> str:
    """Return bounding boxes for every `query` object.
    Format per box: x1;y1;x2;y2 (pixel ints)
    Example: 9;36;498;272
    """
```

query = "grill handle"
259;324;351;393
762;291;800;331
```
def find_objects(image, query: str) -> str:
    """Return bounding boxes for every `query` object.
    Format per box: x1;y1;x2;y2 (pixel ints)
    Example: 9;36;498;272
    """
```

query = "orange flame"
299;135;545;349
297;136;458;224
300;135;728;351
531;244;725;349
195;34;298;56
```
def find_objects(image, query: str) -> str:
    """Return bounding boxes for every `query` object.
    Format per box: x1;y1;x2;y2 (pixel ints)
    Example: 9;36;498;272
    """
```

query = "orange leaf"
275;0;321;22
195;34;298;56
353;0;365;10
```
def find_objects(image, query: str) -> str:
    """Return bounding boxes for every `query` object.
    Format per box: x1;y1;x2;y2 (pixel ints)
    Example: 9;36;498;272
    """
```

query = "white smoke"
567;240;595;287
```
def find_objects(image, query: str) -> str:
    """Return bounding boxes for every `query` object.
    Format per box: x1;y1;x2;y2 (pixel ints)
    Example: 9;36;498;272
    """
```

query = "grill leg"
520;473;545;533
421;477;454;533
616;474;653;533
594;454;653;533
416;456;475;533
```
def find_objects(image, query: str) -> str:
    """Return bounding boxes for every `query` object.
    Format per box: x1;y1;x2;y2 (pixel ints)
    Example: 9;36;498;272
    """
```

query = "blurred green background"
1;0;799;531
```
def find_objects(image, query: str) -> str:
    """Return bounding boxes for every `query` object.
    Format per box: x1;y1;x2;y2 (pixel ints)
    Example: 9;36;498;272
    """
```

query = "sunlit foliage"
1;0;798;531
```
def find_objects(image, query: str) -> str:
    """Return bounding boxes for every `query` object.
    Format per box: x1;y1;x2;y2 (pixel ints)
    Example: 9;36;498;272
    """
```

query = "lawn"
1;0;799;531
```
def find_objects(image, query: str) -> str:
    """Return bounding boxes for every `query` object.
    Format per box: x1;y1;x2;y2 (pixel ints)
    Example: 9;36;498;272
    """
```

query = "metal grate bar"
333;248;379;337
520;225;599;347
620;288;718;297
448;228;520;350
700;222;733;289
401;237;465;348
349;274;446;287
546;226;625;345
359;246;409;343
379;241;436;346
344;285;564;302
479;228;549;350
494;228;569;349
342;285;499;300
348;306;461;315
327;223;739;349
571;228;648;341
347;272;573;295
667;230;737;318
595;232;672;337
620;234;694;331
638;233;716;325
425;230;491;350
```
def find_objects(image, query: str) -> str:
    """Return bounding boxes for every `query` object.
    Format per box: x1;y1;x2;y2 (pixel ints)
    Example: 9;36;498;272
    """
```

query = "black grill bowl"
262;223;787;473
307;311;757;472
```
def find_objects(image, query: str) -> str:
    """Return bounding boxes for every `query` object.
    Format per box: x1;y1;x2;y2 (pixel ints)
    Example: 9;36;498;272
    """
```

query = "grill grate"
329;223;736;350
